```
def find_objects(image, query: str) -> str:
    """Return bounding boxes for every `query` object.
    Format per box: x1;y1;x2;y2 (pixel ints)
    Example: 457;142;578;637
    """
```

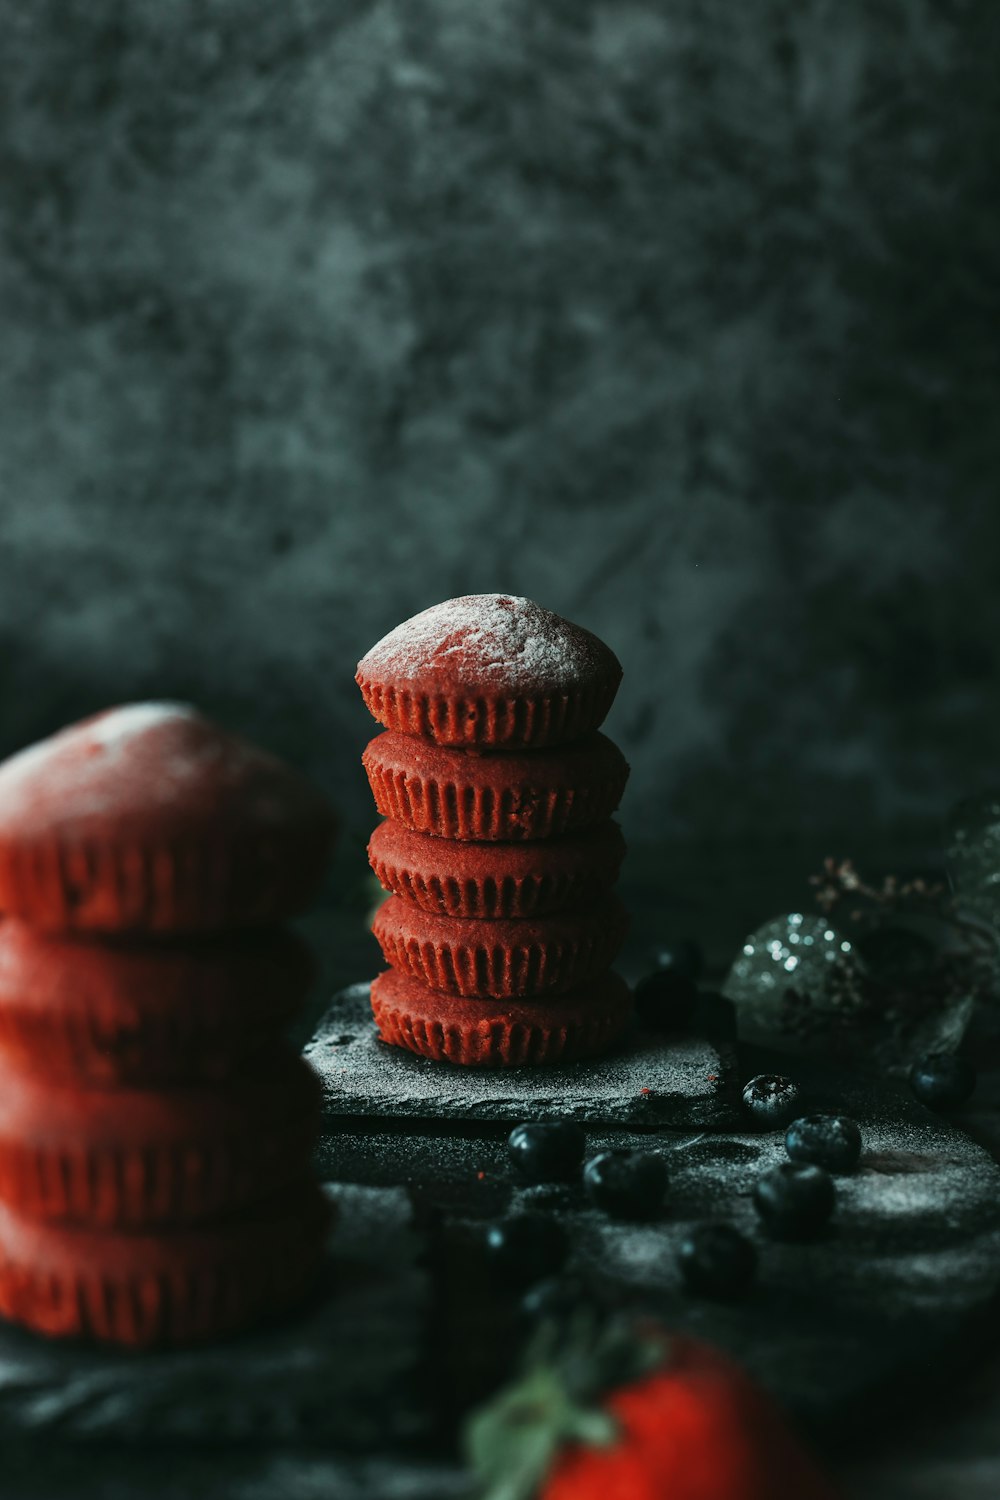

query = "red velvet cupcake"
370;968;632;1066
362;731;628;842
356;594;622;749
0;921;314;1085
0;1052;321;1227
372;893;629;998
0;704;336;933
0;1183;332;1348
368;819;626;919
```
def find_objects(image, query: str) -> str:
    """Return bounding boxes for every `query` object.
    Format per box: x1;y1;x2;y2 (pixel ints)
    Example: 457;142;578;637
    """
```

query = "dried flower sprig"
810;857;947;916
809;857;998;960
779;856;999;1053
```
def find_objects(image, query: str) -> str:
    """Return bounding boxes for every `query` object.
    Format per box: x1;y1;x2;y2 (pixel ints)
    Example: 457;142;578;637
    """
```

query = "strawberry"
465;1319;839;1500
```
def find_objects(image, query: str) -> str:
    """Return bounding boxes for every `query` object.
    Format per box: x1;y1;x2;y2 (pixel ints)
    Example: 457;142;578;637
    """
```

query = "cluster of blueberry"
487;1110;841;1309
740;1077;857;1258
733;1047;977;1275
485;941;979;1316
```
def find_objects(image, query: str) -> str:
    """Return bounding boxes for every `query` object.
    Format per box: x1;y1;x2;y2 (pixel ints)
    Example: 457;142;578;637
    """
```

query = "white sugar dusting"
85;701;196;750
358;594;614;689
307;985;731;1122
0;702;197;782
0;702;225;818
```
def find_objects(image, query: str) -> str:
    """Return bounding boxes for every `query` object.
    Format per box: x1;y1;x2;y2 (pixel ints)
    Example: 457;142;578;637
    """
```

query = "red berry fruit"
466;1322;839;1500
544;1335;838;1500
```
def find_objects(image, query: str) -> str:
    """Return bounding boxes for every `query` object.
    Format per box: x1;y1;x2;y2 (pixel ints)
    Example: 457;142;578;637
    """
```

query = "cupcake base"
370;968;632;1066
0;1183;331;1348
372;893;628;999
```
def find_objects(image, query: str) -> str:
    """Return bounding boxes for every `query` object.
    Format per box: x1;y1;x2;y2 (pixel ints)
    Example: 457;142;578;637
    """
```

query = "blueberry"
633;970;699;1031
854;925;934;984
677;1224;757;1299
656;939;705;982
485;1216;569;1287
910;1052;976;1111
753;1162;835;1240
583;1150;668;1220
742;1074;801;1129
507;1121;586;1183
785;1115;862;1175
519;1274;586;1326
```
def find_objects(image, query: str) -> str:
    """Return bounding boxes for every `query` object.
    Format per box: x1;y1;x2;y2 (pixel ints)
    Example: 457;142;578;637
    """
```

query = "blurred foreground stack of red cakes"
0;704;337;1347
357;595;632;1065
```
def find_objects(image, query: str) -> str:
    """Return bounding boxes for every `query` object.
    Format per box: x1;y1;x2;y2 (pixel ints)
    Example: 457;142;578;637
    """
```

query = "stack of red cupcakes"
357;595;633;1066
0;704;336;1347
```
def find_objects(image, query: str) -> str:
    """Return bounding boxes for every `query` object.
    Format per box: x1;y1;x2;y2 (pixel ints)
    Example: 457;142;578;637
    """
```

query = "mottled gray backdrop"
1;1;998;852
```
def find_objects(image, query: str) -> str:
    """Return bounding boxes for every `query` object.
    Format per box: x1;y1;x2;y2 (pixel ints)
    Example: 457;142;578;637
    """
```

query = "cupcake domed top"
359;595;617;691
356;594;621;748
0;703;329;833
0;703;336;931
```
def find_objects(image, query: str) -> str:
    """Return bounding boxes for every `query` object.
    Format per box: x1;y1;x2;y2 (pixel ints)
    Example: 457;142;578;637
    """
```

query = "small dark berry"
910;1052;976;1111
633;970;699;1031
677;1224;757;1299
507;1121;586;1183
519;1274;586;1326
485;1216;569;1288
656;939;705;982
753;1162;835;1240
785;1115;862;1175
742;1074;801;1128
583;1150;668;1220
854;925;934;984
695;989;736;1031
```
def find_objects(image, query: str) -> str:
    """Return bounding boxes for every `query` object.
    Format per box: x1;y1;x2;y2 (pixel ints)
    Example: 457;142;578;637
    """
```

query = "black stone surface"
307;983;741;1129
0;1185;429;1449
540;1108;1000;1429
0;1449;469;1500
315;1070;1000;1441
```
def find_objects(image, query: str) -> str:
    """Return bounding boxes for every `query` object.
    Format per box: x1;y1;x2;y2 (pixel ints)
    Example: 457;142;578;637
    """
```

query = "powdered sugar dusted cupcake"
0;704;336;933
0;921;315;1085
0;1184;331;1347
356;594;622;748
372;891;629;999
367;819;626;919
362;731;628;842
0;1051;320;1227
370;968;632;1067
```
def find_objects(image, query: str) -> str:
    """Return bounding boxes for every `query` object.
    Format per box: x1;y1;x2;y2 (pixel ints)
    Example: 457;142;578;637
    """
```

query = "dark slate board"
314;1076;1000;1439
519;1110;1000;1429
306;982;741;1129
0;1054;998;1500
0;1447;471;1500
0;1184;429;1449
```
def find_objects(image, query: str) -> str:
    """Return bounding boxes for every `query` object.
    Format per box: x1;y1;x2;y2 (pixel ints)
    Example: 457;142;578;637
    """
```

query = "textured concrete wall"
1;1;997;844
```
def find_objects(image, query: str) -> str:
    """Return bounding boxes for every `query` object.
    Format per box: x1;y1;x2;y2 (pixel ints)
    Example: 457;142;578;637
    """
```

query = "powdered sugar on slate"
358;595;617;690
306;983;739;1128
